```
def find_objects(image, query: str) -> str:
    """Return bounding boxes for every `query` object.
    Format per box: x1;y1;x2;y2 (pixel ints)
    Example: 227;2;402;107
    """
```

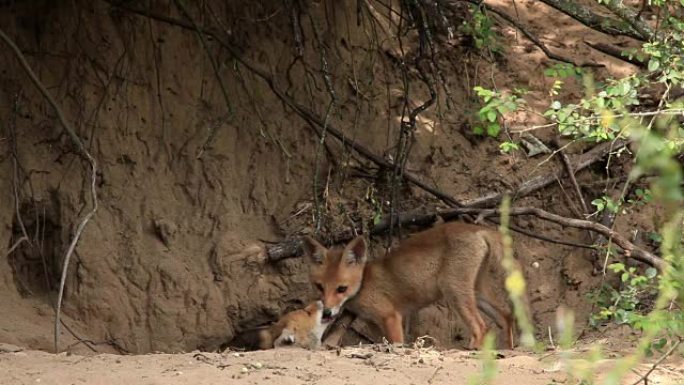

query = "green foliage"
588;263;659;328
590;196;621;215
460;6;500;53
543;75;642;141
590;188;653;217
473;1;684;383
627;188;653;206
543;63;583;79
472;86;525;137
499;141;519;153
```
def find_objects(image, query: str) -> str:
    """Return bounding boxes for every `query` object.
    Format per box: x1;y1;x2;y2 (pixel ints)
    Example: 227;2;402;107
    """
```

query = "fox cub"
227;301;329;351
303;221;524;349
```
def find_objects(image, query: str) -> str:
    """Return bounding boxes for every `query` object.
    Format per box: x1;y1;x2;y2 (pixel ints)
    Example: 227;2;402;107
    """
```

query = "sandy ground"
2;343;683;385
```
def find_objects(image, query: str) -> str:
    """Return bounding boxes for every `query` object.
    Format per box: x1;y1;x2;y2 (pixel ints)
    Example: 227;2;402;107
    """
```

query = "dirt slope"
0;0;664;358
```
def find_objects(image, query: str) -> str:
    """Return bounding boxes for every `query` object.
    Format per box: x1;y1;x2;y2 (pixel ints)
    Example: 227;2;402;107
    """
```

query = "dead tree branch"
537;0;647;40
585;41;646;68
445;206;665;270
266;206;596;262
554;139;590;216
267;204;665;270
599;0;654;40
462;139;629;208
0;27;99;353
457;0;603;67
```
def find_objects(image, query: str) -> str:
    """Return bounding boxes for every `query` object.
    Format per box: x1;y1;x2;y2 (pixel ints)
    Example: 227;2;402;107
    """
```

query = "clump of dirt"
0;0;662;356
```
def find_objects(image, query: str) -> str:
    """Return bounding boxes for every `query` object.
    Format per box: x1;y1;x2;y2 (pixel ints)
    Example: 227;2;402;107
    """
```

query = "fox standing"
302;221;523;349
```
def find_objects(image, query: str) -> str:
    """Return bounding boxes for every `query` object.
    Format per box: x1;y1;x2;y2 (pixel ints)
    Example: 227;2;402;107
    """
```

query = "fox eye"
315;283;324;292
336;286;348;293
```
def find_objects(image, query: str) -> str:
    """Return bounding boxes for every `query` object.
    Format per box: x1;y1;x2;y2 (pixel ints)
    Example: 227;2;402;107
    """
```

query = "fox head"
301;235;367;323
273;301;326;350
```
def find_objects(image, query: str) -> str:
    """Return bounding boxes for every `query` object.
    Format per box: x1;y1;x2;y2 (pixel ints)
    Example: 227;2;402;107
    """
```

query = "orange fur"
228;301;328;351
303;222;524;350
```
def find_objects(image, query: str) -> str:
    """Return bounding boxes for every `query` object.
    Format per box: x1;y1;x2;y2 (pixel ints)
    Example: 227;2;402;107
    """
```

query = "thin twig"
511;109;684;133
554;139;590;215
629;338;682;385
4;236;28;258
0;27;99;353
173;0;234;158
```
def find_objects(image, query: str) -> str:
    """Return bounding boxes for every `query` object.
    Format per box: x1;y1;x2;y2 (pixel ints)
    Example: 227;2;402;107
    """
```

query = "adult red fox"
302;222;522;349
226;301;329;351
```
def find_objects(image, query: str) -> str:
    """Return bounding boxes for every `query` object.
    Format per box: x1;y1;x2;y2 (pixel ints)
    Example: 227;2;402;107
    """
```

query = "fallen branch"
267;205;597;262
443;206;666;270
537;0;647;40
0;27;99;353
585;41;646;68
267;204;665;271
599;0;654;41
458;0;603;67
462;139;629;208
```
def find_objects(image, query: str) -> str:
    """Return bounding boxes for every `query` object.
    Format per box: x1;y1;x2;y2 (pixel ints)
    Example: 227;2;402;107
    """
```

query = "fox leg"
477;288;515;349
323;312;356;348
382;312;404;343
445;289;487;350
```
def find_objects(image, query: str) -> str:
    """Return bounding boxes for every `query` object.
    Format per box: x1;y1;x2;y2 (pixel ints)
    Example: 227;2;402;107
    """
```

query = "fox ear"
343;236;367;265
301;236;327;265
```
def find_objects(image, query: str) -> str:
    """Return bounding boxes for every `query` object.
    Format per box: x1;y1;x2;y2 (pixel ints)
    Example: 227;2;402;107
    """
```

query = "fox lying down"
226;301;330;351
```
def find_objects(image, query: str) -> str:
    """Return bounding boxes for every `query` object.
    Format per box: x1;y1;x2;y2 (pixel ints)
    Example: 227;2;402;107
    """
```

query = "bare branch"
462;139;629;208
537;0;647;40
0;27;99;353
585;41;646;68
446;206;666;270
599;0;654;41
630;338;683;385
457;0;604;67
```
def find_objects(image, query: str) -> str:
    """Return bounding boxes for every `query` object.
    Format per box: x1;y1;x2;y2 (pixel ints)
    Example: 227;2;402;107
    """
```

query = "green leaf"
486;110;497;122
608;262;625;273
648;58;660;72
592;198;606;211
621;272;629;282
653;338;667;352
486;123;501;137
473;126;485;135
645;267;657;279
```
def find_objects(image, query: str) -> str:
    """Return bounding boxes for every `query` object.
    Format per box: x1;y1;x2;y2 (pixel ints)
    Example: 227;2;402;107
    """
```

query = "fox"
226;301;330;351
302;221;524;350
